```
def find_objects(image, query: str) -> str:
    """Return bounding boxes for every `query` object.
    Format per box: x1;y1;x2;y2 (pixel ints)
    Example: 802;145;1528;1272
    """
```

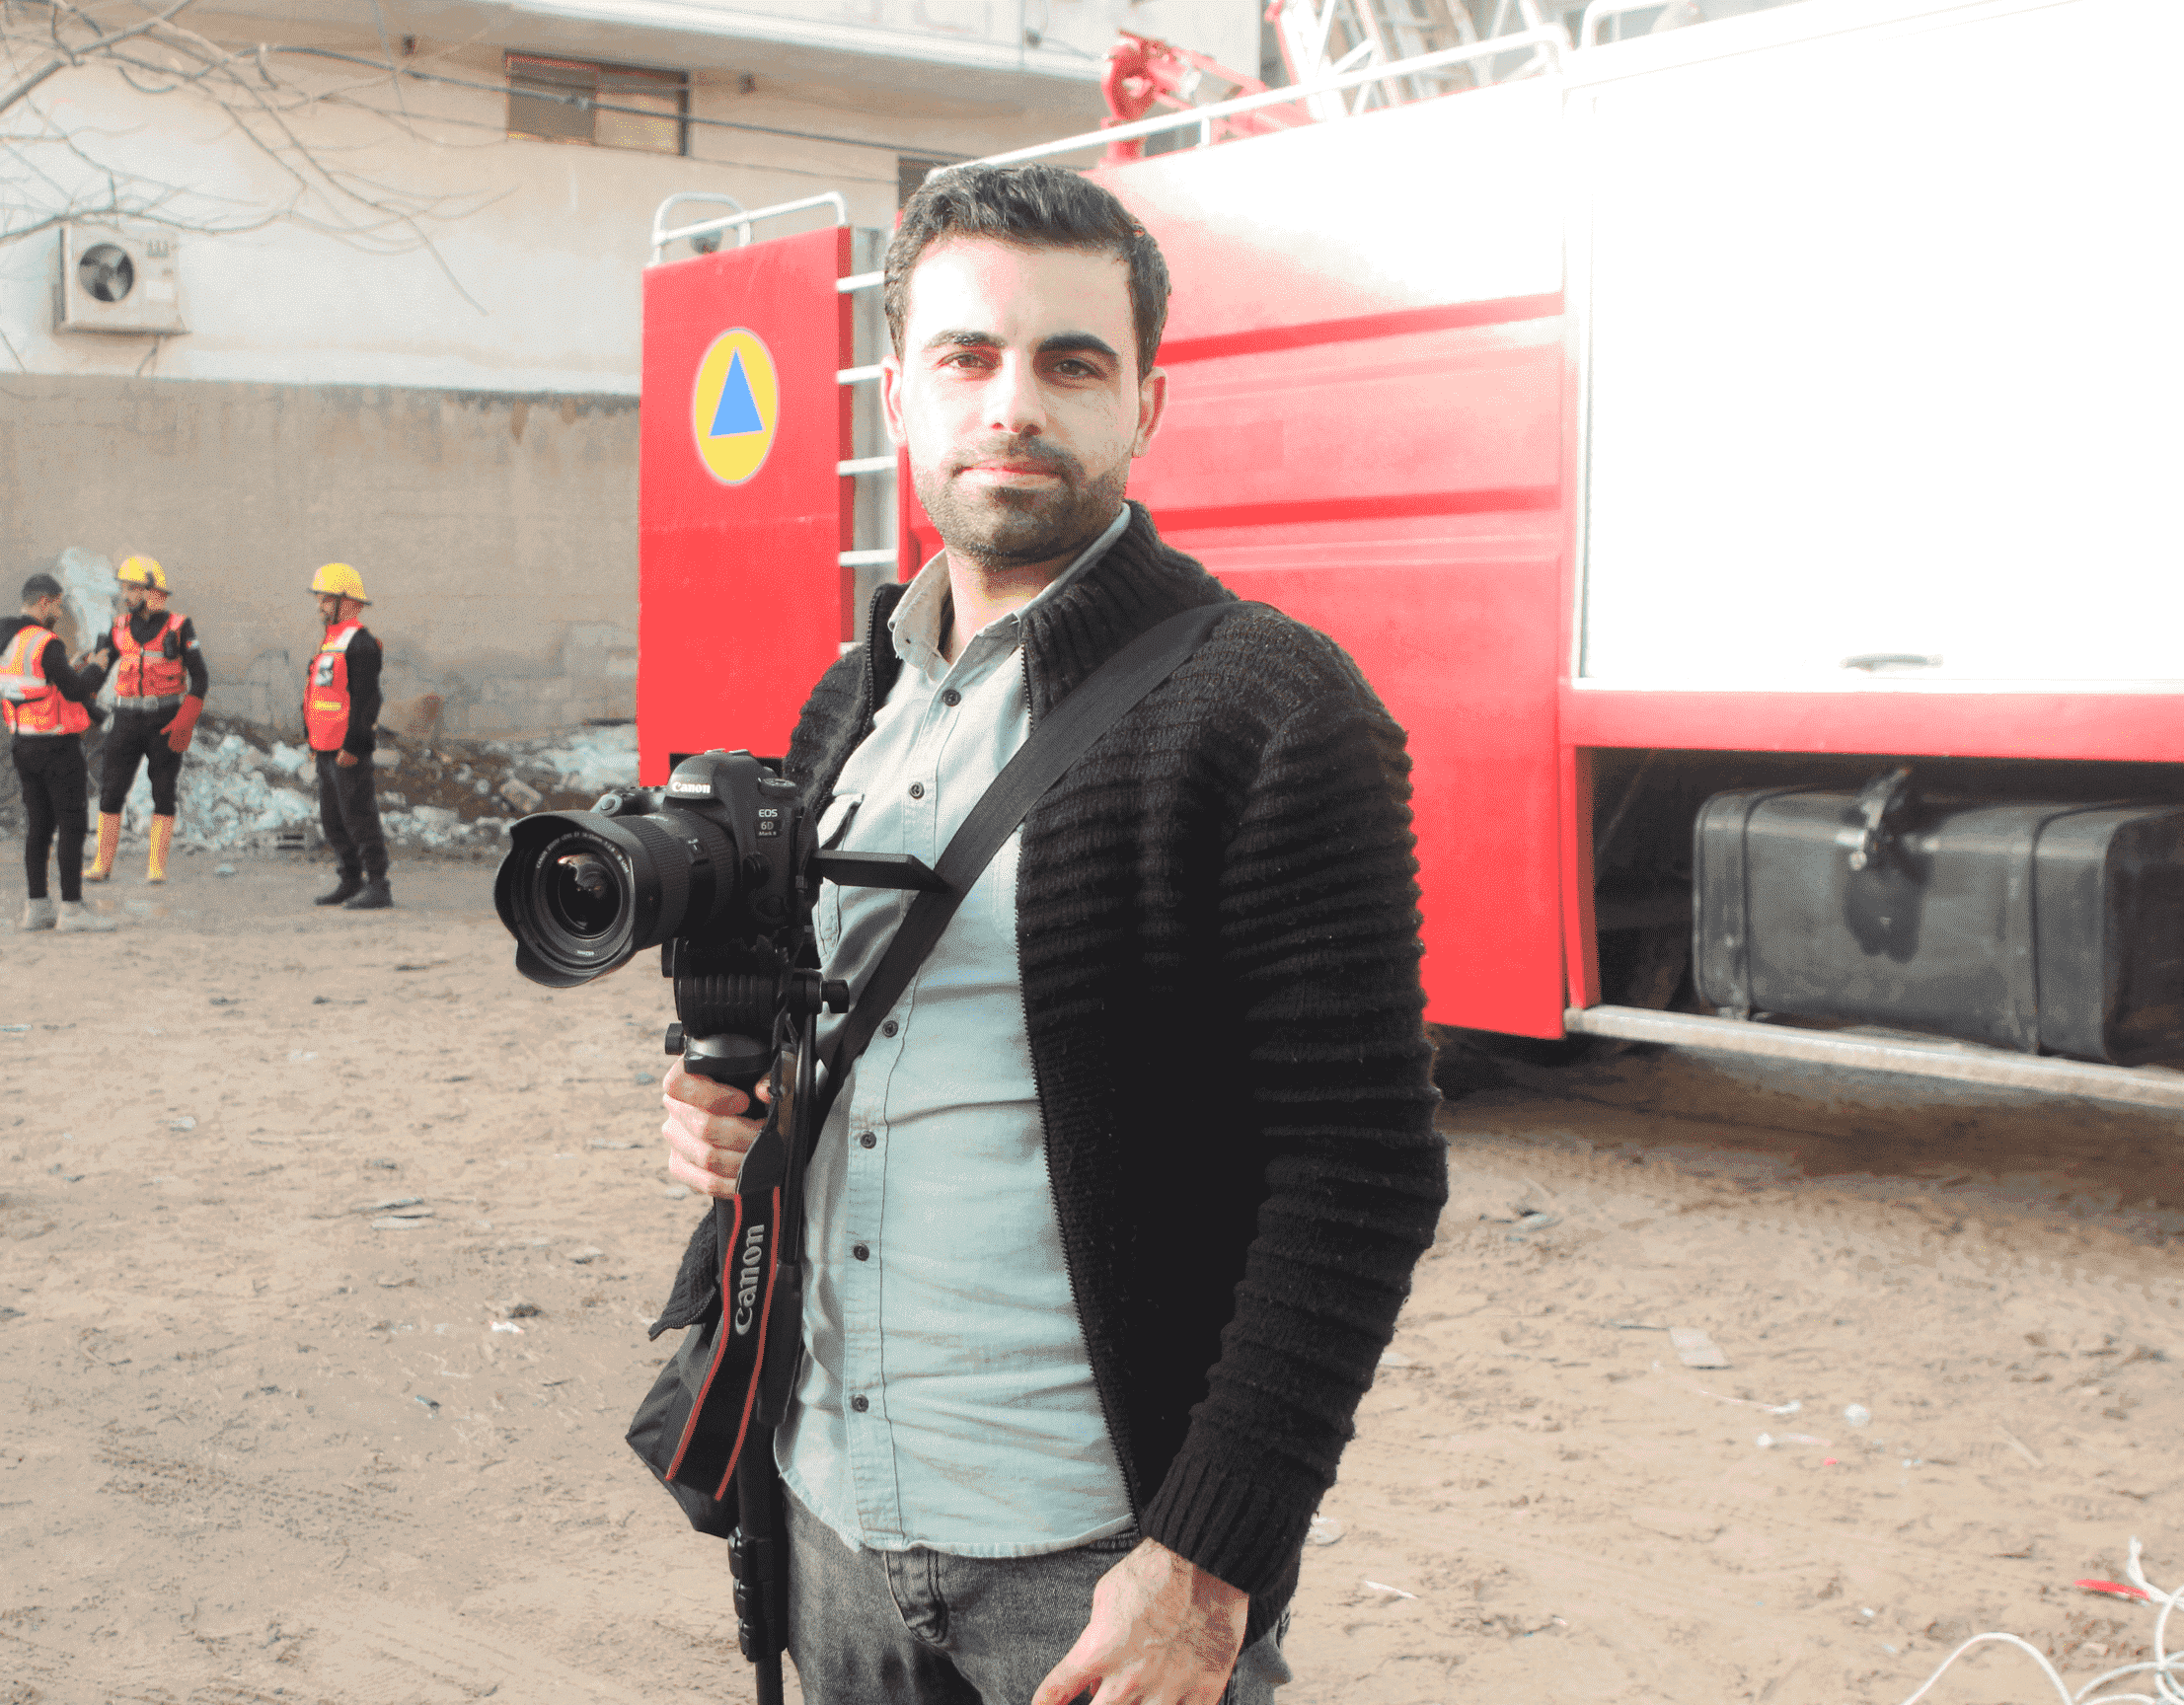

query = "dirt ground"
3;852;2179;1705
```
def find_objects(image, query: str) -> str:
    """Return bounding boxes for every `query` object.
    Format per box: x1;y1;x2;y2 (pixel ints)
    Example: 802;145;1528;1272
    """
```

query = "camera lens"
495;807;737;988
547;852;620;938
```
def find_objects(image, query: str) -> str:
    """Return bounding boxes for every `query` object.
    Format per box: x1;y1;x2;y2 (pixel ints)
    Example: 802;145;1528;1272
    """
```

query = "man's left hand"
1030;1539;1247;1705
336;750;359;769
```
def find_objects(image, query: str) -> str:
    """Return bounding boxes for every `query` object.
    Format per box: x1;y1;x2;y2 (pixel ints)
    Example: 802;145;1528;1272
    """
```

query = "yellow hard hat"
310;562;370;604
117;555;168;591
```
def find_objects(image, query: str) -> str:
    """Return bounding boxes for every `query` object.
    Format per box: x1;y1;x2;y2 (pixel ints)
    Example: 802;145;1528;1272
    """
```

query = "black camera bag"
627;599;1243;1535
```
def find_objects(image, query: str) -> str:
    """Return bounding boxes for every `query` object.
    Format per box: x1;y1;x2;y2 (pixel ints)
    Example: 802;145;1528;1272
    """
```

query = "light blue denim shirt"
775;506;1136;1557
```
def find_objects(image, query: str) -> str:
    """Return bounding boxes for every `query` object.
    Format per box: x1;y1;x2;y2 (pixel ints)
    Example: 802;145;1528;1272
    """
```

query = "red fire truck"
636;0;2183;1105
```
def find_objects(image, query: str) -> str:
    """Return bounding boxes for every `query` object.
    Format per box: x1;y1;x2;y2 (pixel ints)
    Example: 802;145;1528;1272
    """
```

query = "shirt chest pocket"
813;792;862;960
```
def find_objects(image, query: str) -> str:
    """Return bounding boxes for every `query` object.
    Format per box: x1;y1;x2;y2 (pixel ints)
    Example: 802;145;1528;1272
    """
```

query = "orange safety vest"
111;611;188;700
304;621;363;751
1;624;92;737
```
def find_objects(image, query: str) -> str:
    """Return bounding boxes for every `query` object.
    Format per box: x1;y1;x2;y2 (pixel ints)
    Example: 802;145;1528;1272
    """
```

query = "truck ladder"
1268;0;1566;116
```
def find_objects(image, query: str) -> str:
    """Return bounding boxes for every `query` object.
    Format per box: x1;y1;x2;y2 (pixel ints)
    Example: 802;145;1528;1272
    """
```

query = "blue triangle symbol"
709;351;765;436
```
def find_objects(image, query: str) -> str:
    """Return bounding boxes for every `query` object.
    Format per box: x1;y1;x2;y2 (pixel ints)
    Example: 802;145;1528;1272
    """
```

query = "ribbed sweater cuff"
1138;1448;1315;1598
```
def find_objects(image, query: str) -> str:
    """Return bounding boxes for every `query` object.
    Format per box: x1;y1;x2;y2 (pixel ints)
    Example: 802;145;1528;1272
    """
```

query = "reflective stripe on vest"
111;611;188;701
304;621;360;752
1;626;91;736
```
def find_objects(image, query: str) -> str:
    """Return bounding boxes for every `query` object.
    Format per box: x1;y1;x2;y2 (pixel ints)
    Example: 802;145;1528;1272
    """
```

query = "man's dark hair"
883;163;1170;383
22;572;62;603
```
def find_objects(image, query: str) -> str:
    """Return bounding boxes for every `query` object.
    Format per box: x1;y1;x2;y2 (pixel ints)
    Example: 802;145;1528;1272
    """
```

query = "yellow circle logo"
691;329;779;485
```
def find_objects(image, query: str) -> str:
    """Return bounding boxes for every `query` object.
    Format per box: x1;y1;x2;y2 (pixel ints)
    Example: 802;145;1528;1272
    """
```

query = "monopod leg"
729;1424;788;1705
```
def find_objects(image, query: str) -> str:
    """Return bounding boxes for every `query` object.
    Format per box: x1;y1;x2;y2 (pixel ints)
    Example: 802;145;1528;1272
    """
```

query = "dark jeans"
315;750;387;880
98;708;184;815
12;734;88;902
784;1491;1292;1705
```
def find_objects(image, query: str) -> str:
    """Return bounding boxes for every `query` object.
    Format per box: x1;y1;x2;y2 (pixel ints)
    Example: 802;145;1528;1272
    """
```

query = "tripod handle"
666;1024;773;1097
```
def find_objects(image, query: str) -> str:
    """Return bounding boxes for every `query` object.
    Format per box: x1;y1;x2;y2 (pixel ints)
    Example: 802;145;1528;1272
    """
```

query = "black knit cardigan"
672;503;1445;1642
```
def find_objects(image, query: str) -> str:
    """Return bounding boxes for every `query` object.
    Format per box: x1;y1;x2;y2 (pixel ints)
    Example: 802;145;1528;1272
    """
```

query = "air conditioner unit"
54;223;188;335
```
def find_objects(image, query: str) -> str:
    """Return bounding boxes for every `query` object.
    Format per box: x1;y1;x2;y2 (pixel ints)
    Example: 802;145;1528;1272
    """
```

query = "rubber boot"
21;897;55;931
56;901;117;933
315;870;365;907
86;813;121;883
342;878;394;911
147;814;175;884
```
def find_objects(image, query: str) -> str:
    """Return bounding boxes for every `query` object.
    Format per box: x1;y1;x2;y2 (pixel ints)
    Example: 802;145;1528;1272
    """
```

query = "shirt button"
880;1019;898;1037
852;1242;869;1261
858;1131;876;1149
851;1394;869;1414
941;689;961;707
908;781;924;799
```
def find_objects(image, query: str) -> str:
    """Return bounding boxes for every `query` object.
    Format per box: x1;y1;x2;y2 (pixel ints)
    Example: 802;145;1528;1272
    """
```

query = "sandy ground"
3;851;2180;1705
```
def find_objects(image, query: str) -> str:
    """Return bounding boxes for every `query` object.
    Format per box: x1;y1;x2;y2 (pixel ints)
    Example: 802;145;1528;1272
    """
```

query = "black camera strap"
809;597;1238;1137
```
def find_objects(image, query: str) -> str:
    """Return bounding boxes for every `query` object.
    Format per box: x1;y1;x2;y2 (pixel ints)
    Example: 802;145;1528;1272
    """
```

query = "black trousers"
12;734;88;902
315;750;387;880
98;708;184;815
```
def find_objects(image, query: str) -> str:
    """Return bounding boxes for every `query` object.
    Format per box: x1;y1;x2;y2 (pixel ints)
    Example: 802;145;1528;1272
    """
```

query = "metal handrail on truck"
649;191;848;267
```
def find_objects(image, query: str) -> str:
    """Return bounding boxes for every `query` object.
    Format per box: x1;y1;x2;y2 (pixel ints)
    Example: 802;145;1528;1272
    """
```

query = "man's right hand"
661;1062;773;1197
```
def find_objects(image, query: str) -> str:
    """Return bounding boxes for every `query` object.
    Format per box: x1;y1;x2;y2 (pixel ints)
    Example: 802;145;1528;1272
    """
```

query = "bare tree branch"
0;54;65;111
0;0;505;310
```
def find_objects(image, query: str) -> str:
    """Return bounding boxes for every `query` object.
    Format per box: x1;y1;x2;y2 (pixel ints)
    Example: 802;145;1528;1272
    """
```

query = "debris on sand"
88;715;637;858
1670;1327;1731;1369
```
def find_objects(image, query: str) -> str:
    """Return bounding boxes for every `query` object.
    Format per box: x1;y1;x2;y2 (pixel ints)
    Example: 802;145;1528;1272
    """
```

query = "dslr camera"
494;748;933;1088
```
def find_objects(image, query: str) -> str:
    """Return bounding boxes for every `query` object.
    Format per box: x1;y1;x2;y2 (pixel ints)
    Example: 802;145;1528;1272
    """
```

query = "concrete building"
0;0;1255;740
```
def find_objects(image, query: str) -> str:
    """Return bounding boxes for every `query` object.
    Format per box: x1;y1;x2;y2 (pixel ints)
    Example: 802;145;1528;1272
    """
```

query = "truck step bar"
1564;1005;2184;1113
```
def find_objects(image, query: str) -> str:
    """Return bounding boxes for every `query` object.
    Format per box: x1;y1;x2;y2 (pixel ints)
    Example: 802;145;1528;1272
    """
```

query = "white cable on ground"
1891;1539;2180;1705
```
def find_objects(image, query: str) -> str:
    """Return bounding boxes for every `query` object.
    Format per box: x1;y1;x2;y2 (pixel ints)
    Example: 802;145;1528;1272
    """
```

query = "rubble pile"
91;716;639;857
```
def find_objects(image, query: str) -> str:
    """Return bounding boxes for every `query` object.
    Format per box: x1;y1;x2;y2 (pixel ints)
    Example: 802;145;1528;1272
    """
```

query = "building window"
507;54;687;155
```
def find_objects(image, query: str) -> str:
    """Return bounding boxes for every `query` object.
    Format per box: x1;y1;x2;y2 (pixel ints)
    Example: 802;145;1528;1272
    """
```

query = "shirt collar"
888;504;1131;679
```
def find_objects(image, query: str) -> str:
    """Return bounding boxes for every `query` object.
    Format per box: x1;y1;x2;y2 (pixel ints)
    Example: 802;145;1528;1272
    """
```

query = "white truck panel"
1573;0;2184;691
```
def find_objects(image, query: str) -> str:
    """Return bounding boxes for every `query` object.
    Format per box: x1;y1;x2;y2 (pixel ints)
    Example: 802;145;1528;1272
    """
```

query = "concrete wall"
0;375;639;740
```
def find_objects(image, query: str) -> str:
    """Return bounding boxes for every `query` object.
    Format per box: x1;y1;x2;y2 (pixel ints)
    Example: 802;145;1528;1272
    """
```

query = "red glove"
162;695;203;754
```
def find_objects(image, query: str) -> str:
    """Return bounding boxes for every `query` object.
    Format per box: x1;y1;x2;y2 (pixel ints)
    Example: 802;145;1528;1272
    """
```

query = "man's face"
29;594;64;628
122;584;147;613
882;239;1166;570
317;592;342;624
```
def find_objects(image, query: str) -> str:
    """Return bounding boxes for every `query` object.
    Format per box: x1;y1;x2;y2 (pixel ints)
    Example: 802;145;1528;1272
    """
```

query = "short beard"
913;439;1128;575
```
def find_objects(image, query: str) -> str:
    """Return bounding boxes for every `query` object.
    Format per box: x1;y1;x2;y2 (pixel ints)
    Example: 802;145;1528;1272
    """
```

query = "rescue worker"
303;562;391;910
85;555;206;885
3;573;117;931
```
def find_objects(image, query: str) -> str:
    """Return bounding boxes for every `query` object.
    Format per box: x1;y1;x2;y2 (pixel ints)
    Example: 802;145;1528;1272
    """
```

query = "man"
302;561;391;910
85;555;206;885
660;165;1443;1703
3;573;117;932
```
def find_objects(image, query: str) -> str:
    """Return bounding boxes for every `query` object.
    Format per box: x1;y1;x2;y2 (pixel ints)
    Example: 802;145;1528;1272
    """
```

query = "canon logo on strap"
730;1221;766;1333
